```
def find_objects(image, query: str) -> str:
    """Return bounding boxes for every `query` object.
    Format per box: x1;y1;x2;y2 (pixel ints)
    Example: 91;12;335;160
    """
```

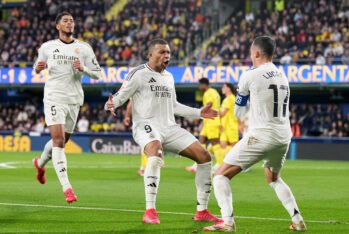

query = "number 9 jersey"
237;62;292;143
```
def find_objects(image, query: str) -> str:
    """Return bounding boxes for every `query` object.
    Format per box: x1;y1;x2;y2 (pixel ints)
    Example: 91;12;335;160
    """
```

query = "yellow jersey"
203;88;221;126
221;94;238;131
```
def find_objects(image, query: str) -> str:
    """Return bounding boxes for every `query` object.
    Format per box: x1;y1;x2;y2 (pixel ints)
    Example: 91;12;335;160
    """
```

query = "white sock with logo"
269;178;303;223
144;156;163;210
52;147;71;191
196;162;212;211
213;175;234;225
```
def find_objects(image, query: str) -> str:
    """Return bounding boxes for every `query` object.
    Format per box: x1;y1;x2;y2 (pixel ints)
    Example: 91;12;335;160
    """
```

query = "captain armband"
235;93;249;106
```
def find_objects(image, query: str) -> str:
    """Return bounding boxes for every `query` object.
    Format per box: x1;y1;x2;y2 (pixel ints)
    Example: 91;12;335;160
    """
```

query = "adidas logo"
148;77;156;83
147;183;157;188
53;49;60;53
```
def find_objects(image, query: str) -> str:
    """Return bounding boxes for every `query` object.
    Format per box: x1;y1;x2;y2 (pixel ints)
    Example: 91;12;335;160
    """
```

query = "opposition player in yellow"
124;101;148;176
218;83;239;166
186;78;223;172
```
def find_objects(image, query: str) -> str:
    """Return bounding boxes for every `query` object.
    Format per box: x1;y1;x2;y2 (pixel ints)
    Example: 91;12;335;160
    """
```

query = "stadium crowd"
0;0;213;67
203;0;349;66
1;100;349;138
1;0;348;67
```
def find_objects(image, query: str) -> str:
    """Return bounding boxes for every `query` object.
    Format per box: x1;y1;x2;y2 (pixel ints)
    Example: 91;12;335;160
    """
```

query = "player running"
124;101;148;176
204;36;306;232
219;83;239;157
185;78;223;172
32;12;101;203
105;38;220;224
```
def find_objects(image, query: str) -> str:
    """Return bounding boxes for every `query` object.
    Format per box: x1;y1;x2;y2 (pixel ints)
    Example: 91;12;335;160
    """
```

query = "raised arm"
172;86;217;119
104;72;139;115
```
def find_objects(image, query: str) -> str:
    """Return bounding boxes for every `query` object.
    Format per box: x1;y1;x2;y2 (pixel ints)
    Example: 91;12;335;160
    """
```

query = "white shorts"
133;123;198;154
44;102;80;134
224;132;290;173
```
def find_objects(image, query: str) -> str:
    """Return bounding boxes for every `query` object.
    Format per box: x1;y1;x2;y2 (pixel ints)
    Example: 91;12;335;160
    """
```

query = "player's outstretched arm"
172;87;201;119
104;73;139;116
173;101;201;119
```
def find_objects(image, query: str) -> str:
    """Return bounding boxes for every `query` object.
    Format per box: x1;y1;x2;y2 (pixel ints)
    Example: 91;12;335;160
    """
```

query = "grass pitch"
0;152;348;233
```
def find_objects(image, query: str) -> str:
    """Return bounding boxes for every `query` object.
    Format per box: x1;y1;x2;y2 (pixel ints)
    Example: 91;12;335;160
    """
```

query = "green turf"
0;152;348;233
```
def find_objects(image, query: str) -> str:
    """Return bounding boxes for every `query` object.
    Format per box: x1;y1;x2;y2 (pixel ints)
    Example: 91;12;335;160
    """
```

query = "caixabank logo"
90;137;141;154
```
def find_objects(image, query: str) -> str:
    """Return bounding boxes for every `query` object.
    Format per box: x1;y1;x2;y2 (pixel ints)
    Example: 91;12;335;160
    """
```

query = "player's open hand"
200;102;218;119
106;94;116;116
73;59;84;72
35;61;46;73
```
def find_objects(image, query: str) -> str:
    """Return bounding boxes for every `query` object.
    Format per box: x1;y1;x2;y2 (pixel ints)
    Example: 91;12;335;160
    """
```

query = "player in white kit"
204;36;306;232
105;39;221;224
32;12;101;203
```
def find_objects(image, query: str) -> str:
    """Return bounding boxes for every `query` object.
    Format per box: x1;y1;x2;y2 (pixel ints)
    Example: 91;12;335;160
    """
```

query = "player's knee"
52;136;65;147
147;155;164;168
266;174;279;184
198;150;211;164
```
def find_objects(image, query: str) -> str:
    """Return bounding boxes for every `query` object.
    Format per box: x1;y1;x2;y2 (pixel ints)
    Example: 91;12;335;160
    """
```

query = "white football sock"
144;156;163;210
196;162;212;211
213;175;234;225
38;139;52;168
269;178;303;223
52;147;71;191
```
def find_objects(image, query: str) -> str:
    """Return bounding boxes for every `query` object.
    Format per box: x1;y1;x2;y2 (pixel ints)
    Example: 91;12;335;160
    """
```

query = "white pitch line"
0;202;347;225
0;162;17;169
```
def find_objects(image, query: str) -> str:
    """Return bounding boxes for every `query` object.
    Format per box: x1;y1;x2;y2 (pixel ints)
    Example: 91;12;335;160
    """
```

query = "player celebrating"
204;36;306;232
219;83;239;160
32;12;101;203
186;78;223;172
105;39;220;224
124;101;148;176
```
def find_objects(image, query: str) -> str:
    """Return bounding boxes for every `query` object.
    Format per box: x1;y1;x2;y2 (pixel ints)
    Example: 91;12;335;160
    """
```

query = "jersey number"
268;84;289;117
144;125;152;133
51;106;57;116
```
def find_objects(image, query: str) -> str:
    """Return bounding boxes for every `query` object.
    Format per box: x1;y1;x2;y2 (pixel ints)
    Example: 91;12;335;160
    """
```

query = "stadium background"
0;0;348;160
0;0;349;233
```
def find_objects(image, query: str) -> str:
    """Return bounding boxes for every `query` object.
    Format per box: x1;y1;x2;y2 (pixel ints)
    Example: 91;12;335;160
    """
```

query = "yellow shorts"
200;124;220;140
220;128;239;144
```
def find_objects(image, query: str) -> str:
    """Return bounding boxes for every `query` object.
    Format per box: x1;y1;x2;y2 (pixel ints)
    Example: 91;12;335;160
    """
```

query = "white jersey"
34;39;101;105
238;62;292;142
107;63;201;127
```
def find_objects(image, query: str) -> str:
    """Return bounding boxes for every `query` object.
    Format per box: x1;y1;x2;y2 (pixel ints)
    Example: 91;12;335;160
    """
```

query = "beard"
64;31;73;37
62;30;73;37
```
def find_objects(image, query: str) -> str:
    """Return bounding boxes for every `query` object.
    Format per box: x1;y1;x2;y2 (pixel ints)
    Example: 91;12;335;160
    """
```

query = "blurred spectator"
1;0;347;66
77;115;89;133
0;0;213;66
206;0;348;65
280;51;292;64
2;99;348;138
290;103;349;137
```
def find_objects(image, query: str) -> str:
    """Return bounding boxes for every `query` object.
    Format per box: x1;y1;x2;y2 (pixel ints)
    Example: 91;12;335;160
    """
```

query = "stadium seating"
0;0;213;67
204;0;349;65
1;100;348;137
